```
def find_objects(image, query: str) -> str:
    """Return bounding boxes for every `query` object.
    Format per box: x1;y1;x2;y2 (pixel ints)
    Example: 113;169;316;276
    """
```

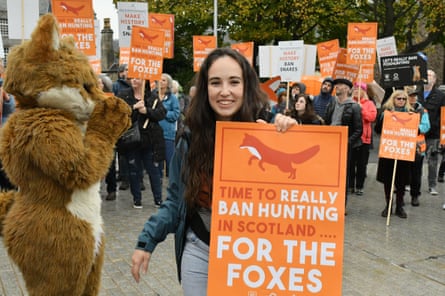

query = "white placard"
7;0;39;40
278;40;305;82
303;44;317;76
376;36;397;59
117;1;149;47
258;45;279;78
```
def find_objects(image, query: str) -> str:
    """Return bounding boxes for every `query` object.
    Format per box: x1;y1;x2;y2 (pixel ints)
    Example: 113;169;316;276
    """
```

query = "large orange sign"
346;22;378;65
51;0;96;56
193;35;217;72
208;122;348;295
378;111;420;161
332;48;359;82
317;39;340;78
148;13;175;59
231;42;254;66
441;107;445;145
127;26;165;81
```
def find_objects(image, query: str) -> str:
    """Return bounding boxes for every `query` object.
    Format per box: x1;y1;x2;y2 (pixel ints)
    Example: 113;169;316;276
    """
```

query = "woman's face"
208;56;244;121
393;94;407;108
97;78;104;90
159;75;168;90
295;96;306;112
131;78;143;88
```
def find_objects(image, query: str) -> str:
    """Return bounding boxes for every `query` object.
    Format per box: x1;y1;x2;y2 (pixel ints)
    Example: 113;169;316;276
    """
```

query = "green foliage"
108;0;444;85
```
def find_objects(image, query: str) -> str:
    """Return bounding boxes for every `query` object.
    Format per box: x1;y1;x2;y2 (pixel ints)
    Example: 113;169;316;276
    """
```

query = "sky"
93;0;119;39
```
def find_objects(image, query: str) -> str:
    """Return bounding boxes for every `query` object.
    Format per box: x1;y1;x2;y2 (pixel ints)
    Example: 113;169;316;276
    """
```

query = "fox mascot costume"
0;14;131;295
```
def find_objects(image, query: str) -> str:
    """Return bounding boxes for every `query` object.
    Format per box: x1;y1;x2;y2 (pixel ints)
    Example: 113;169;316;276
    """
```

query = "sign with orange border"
119;47;131;66
149;13;175;59
332;48;359;82
89;58;101;74
378;111;420;161
231;42;254;66
317;39;340;78
346;22;378;65
208;122;348;295
127;26;165;81
193;35;217;72
51;0;96;56
441;107;445;145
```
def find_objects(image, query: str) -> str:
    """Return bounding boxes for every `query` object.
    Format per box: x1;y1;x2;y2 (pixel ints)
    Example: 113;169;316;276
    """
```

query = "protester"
113;64;132;191
376;90;414;218
290;94;324;124
155;73;180;178
324;78;362;209
271;88;290;120
406;86;430;207
117;78;166;208
130;48;297;295
313;77;335;118
349;82;377;196
417;69;445;196
290;82;306;99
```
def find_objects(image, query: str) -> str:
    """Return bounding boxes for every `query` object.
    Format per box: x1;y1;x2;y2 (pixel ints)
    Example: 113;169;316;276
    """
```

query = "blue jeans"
125;145;162;204
181;228;209;296
161;139;175;177
426;138;440;188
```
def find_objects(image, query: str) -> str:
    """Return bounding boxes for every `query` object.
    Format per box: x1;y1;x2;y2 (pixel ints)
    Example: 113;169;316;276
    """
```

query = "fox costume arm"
0;191;15;235
0;97;131;191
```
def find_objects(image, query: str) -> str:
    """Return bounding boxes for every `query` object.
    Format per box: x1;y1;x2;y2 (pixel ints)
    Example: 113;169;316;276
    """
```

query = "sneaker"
438;176;444;183
411;196;419;207
154;200;162;208
105;192;116;201
133;201;143;209
443;203;445;210
119;181;129;190
395;207;407;218
429;187;439;195
355;189;364;196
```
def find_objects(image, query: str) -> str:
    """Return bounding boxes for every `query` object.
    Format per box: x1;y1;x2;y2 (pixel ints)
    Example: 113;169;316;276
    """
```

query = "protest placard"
149;13;174;59
193;36;217;72
51;0;96;56
127;26;164;81
208;122;348;295
380;53;428;88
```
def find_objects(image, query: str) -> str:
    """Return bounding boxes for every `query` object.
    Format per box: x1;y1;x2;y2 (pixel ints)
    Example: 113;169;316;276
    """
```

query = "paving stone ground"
1;147;445;295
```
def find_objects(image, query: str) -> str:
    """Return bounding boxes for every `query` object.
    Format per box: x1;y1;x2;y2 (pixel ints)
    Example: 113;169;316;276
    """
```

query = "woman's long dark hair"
183;48;269;213
290;94;319;124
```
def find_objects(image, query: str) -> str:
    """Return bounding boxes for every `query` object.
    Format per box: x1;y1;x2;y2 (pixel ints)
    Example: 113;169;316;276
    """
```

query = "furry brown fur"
0;14;131;296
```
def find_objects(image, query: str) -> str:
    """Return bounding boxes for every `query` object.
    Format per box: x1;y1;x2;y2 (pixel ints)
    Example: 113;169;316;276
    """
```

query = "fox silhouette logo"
391;114;412;125
240;133;320;179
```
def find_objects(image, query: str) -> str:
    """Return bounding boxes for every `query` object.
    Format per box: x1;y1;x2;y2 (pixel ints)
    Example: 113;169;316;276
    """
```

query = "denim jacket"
158;93;180;141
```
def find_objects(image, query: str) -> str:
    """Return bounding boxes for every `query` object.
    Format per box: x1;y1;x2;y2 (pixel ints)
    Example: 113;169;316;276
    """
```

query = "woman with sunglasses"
376;90;415;218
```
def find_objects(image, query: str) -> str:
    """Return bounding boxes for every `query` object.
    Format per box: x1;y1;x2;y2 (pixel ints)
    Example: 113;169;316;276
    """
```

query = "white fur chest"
66;182;103;257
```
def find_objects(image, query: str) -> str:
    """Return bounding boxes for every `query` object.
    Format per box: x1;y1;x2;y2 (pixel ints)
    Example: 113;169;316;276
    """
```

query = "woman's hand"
131;249;152;283
273;113;298;132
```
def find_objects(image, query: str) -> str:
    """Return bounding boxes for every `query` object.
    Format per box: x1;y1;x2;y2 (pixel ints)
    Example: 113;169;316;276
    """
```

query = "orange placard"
51;0;96;56
231;42;254;66
317;39;340;78
208;122;348;296
378;111;420;161
346;22;378;65
89;59;101;74
332;48;359;82
193;35;217;72
149;13;175;59
301;75;323;96
127;26;165;81
260;76;281;102
441;107;445;145
119;47;130;66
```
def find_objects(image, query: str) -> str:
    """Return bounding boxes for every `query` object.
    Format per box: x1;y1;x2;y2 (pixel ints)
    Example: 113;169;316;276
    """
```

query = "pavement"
1;147;445;295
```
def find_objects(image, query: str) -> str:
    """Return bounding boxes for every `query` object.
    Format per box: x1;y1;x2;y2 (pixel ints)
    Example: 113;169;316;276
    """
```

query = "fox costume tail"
0;191;15;236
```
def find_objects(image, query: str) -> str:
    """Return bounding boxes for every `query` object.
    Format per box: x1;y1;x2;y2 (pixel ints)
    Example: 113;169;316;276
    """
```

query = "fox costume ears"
4;13;100;109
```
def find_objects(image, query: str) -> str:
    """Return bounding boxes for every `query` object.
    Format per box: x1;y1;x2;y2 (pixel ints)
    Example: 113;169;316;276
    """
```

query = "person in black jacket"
117;78;166;208
324;78;363;210
417;70;445;196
